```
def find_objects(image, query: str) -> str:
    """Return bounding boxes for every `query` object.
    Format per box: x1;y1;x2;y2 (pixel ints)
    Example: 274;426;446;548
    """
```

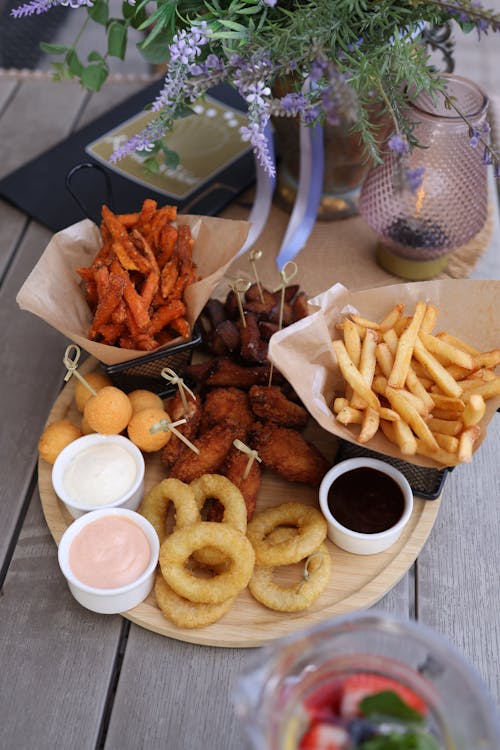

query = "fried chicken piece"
184;359;213;383
248;385;309;428
292;291;310;321
248;421;330;486
220;446;262;520
239;312;268;364
168;423;237;483
258;320;279;341
186;357;283;389
200;387;254;439
160;390;202;467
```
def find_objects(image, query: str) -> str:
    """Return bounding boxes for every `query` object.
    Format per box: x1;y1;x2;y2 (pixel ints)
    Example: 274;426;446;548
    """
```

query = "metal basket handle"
65;162;115;223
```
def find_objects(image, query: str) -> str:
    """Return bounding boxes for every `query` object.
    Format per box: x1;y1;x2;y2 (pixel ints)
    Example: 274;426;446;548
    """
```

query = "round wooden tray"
39;358;441;648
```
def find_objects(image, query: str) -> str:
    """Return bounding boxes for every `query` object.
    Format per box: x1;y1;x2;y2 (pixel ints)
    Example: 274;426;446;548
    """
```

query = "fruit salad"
299;673;441;749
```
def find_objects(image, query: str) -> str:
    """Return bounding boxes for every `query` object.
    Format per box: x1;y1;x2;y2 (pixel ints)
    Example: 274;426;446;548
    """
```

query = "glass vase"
359;75;489;280
273;115;374;220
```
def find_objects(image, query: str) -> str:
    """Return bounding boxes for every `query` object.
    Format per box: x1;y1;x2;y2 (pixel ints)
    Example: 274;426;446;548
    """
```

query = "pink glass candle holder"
359;75;489;280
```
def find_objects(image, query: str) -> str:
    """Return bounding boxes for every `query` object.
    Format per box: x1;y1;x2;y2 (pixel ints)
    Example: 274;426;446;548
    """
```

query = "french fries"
331;301;499;466
76;200;195;351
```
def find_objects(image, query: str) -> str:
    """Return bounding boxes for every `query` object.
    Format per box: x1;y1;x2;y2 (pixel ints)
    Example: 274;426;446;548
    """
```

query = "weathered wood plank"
0;221;69;578
0;199;26;282
76;79;152;129
104;628;251;750
0;489;122;750
0;80;87;179
0;80;85;281
417;415;500;706
0;78;18;113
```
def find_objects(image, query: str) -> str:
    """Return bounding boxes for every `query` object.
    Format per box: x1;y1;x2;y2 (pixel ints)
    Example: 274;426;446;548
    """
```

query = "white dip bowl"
52;433;145;519
319;457;413;555
58;508;159;614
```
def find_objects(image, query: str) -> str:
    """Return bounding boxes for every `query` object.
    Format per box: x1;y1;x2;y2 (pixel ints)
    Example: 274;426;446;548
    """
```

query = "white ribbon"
236;121;276;258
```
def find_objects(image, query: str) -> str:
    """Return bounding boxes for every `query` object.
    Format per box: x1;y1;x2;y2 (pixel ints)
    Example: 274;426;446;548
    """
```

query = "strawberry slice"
303;680;343;718
299;723;351;750
339;673;428;719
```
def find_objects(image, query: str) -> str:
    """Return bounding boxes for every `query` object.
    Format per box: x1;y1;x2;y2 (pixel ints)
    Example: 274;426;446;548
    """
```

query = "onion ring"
159;522;255;603
246;502;327;566
154;573;235;628
190;474;247;566
139;478;199;544
248;543;331;612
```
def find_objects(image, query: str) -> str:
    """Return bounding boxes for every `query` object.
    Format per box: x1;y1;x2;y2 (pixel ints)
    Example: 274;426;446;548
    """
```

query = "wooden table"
1;76;499;750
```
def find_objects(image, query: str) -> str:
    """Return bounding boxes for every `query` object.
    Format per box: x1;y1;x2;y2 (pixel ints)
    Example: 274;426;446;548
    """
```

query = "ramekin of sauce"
52;434;145;519
58;508;159;614
319;458;413;554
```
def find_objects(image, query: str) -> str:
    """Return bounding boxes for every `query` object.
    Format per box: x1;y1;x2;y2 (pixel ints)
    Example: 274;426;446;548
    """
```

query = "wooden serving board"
38;358;441;648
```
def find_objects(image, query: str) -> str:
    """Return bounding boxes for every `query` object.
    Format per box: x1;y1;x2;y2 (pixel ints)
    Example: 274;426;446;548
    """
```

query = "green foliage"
88;0;109;26
32;0;500;168
107;19;128;59
81;61;109;91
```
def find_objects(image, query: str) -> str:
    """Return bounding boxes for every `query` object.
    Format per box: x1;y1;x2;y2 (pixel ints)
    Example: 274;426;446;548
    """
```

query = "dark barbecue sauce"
327;467;405;534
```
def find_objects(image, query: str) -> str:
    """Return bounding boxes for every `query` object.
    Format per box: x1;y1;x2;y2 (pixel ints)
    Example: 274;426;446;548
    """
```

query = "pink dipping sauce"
69;515;151;589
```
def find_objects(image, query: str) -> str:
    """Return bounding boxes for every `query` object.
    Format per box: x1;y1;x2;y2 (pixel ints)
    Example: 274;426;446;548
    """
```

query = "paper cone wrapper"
269;279;500;469
16;215;250;365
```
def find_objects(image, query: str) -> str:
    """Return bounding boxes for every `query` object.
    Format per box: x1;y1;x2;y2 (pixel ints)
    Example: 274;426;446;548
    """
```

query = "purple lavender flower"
152;23;209;113
469;128;481;148
11;0;90;17
279;92;307;117
482;147;493;165
388;133;409;155
309;59;327;82
110;118;167;163
245;81;271;106
241;120;276;177
406;166;425;193
169;22;208;65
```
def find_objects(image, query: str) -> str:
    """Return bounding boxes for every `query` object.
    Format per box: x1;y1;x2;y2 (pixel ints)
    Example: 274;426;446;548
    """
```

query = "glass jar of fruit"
233;611;500;749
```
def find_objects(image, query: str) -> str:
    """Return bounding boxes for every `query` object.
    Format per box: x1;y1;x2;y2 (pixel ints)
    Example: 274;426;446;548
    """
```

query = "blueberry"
347;718;377;743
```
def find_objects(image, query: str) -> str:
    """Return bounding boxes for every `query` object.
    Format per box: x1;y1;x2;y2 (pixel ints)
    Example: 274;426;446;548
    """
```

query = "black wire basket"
100;327;202;397
334;439;452;500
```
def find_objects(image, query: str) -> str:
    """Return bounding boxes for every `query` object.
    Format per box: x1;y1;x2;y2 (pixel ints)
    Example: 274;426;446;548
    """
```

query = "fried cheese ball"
38;419;82;464
80;414;96;435
127;407;172;452
128;389;164;415
74;370;112;412
83;386;133;435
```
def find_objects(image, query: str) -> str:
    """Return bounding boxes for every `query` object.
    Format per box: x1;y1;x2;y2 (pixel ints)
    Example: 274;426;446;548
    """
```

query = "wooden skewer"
149;417;200;454
228;277;251;328
249;249;265;303
161;367;196;415
269;261;299;385
63;344;97;395
233;438;262;480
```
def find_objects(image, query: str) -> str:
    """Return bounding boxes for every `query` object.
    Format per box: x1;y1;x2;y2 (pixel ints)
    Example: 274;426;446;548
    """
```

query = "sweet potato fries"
76;200;195;351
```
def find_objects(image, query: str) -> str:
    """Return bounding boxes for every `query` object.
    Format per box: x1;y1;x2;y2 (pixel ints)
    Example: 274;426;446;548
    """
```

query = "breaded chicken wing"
248;421;329;486
186;357;283;388
168;423;237;483
248;385;309;428
200;387;254;438
220;446;262;520
160;390;202;467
